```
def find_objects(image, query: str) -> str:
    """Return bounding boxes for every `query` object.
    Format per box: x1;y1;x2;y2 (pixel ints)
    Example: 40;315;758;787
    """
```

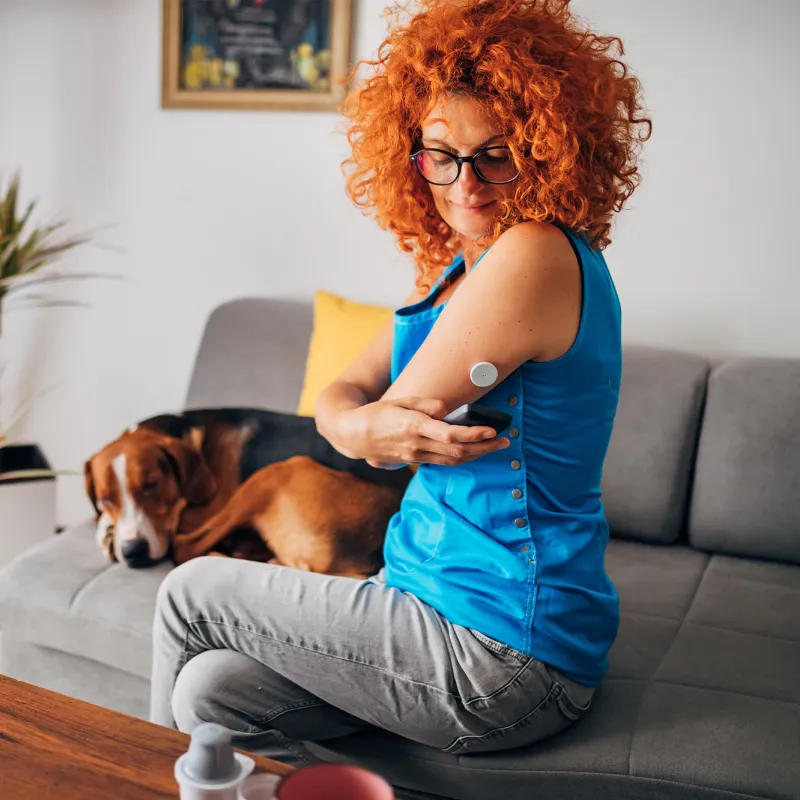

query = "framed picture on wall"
162;0;354;112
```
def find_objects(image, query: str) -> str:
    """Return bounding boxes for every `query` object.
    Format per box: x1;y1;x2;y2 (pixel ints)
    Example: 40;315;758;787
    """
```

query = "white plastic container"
174;723;255;800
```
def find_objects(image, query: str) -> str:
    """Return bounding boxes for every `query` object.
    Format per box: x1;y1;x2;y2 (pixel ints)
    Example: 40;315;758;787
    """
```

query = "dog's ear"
160;440;217;505
84;458;100;521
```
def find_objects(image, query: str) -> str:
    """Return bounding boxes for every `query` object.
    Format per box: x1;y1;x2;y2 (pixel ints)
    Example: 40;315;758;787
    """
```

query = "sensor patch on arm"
469;361;499;388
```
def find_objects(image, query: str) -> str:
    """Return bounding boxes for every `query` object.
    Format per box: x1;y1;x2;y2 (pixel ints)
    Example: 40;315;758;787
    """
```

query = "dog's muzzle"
120;537;152;568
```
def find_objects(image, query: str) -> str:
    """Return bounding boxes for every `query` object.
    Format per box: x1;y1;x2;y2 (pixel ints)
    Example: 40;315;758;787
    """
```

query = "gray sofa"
1;297;799;800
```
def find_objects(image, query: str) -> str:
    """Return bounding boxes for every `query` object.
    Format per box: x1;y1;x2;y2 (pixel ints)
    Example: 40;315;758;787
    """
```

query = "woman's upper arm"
380;222;581;412
333;285;428;403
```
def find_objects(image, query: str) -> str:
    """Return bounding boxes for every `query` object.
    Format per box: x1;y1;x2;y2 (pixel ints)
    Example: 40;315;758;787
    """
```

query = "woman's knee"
171;649;245;733
155;557;220;618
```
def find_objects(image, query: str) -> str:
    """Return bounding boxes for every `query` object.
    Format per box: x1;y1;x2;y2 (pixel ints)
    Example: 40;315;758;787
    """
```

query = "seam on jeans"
444;681;562;753
185;617;507;703
177;624;193;675
258;698;328;725
461;658;535;707
272;729;316;766
168;625;196;727
555;682;591;719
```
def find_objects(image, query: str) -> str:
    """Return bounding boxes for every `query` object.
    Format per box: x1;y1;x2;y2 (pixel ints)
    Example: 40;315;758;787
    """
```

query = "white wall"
0;0;798;527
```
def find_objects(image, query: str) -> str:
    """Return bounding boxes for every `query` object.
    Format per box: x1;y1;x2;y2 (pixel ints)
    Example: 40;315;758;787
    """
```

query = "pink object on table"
276;764;394;800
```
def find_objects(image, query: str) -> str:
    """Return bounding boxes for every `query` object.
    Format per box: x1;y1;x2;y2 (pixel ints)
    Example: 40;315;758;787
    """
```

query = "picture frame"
161;0;354;112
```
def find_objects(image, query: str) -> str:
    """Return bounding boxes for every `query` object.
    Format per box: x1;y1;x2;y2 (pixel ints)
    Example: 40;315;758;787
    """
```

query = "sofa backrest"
185;298;312;414
600;346;709;544
687;358;800;565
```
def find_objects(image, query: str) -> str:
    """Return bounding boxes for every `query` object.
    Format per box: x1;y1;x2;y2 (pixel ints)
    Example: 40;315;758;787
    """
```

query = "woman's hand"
332;396;510;468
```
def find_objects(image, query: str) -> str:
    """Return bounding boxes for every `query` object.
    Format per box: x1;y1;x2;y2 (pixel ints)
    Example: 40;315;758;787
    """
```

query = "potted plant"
0;172;94;566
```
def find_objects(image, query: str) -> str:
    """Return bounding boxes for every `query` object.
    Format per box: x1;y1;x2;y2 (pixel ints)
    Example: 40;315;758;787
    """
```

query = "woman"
150;0;651;766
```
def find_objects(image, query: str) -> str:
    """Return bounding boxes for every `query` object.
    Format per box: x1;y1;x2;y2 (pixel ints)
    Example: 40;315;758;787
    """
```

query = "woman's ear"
84;458;100;521
159;440;217;506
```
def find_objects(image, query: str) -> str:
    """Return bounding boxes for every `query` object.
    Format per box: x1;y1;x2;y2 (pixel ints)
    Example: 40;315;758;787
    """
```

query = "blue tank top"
383;222;622;686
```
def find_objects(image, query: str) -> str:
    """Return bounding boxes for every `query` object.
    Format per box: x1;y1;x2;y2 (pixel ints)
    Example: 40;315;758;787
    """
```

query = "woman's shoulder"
492;220;578;264
471;221;580;301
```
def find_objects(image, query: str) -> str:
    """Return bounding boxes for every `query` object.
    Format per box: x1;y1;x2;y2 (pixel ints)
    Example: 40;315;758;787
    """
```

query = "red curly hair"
339;0;652;292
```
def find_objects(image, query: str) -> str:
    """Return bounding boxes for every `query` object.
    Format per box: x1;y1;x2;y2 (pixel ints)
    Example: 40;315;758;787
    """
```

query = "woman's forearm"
315;381;370;458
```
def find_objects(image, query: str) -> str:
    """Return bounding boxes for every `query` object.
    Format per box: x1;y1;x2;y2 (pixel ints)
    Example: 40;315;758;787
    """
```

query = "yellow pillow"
297;290;395;417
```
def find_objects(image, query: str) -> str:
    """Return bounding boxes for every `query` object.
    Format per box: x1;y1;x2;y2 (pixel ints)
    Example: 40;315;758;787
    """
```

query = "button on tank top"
383;221;622;686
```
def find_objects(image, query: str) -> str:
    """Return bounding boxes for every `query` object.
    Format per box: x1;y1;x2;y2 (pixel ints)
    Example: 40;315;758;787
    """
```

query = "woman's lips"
456;200;496;213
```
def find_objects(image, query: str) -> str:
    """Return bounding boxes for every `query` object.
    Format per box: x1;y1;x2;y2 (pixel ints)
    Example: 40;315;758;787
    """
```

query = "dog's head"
84;426;216;567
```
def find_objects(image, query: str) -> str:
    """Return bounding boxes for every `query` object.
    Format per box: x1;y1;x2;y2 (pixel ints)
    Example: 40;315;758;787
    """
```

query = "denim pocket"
554;679;594;721
469;629;530;664
444;679;573;755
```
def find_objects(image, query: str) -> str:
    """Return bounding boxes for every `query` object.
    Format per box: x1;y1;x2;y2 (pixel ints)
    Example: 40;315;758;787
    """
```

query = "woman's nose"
456;161;482;194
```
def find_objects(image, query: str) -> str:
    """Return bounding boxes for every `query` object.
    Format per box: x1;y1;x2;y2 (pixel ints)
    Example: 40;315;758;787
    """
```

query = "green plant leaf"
0;172;91;284
3;174;20;235
17;200;35;237
0;269;119;291
0;243;20;278
13;229;39;273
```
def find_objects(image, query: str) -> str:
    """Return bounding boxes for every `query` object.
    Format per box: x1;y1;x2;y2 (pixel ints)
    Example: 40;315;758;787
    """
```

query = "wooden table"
0;674;292;799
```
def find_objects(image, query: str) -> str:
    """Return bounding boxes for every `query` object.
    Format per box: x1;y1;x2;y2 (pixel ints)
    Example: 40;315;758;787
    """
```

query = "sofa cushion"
688;357;800;565
312;539;800;800
601;346;710;544
0;521;168;681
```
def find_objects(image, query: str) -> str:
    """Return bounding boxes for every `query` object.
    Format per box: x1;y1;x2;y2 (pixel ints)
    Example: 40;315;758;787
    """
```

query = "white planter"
0;444;57;569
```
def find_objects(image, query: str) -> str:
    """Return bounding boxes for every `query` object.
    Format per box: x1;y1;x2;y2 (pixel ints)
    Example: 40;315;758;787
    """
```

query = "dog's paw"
103;533;116;561
96;514;117;562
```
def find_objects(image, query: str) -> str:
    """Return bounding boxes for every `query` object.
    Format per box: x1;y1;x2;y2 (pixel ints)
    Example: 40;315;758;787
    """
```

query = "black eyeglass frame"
408;145;520;186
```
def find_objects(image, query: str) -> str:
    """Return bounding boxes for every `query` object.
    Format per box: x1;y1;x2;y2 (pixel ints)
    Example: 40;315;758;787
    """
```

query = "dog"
83;407;413;577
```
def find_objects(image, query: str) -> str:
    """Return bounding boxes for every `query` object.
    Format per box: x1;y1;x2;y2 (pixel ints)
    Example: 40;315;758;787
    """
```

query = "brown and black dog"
83;408;413;577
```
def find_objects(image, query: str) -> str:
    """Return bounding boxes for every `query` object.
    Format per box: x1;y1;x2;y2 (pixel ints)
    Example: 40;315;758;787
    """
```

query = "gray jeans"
150;556;595;766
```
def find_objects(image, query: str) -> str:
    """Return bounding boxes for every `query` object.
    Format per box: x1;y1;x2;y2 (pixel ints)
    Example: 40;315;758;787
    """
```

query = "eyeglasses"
409;146;519;186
